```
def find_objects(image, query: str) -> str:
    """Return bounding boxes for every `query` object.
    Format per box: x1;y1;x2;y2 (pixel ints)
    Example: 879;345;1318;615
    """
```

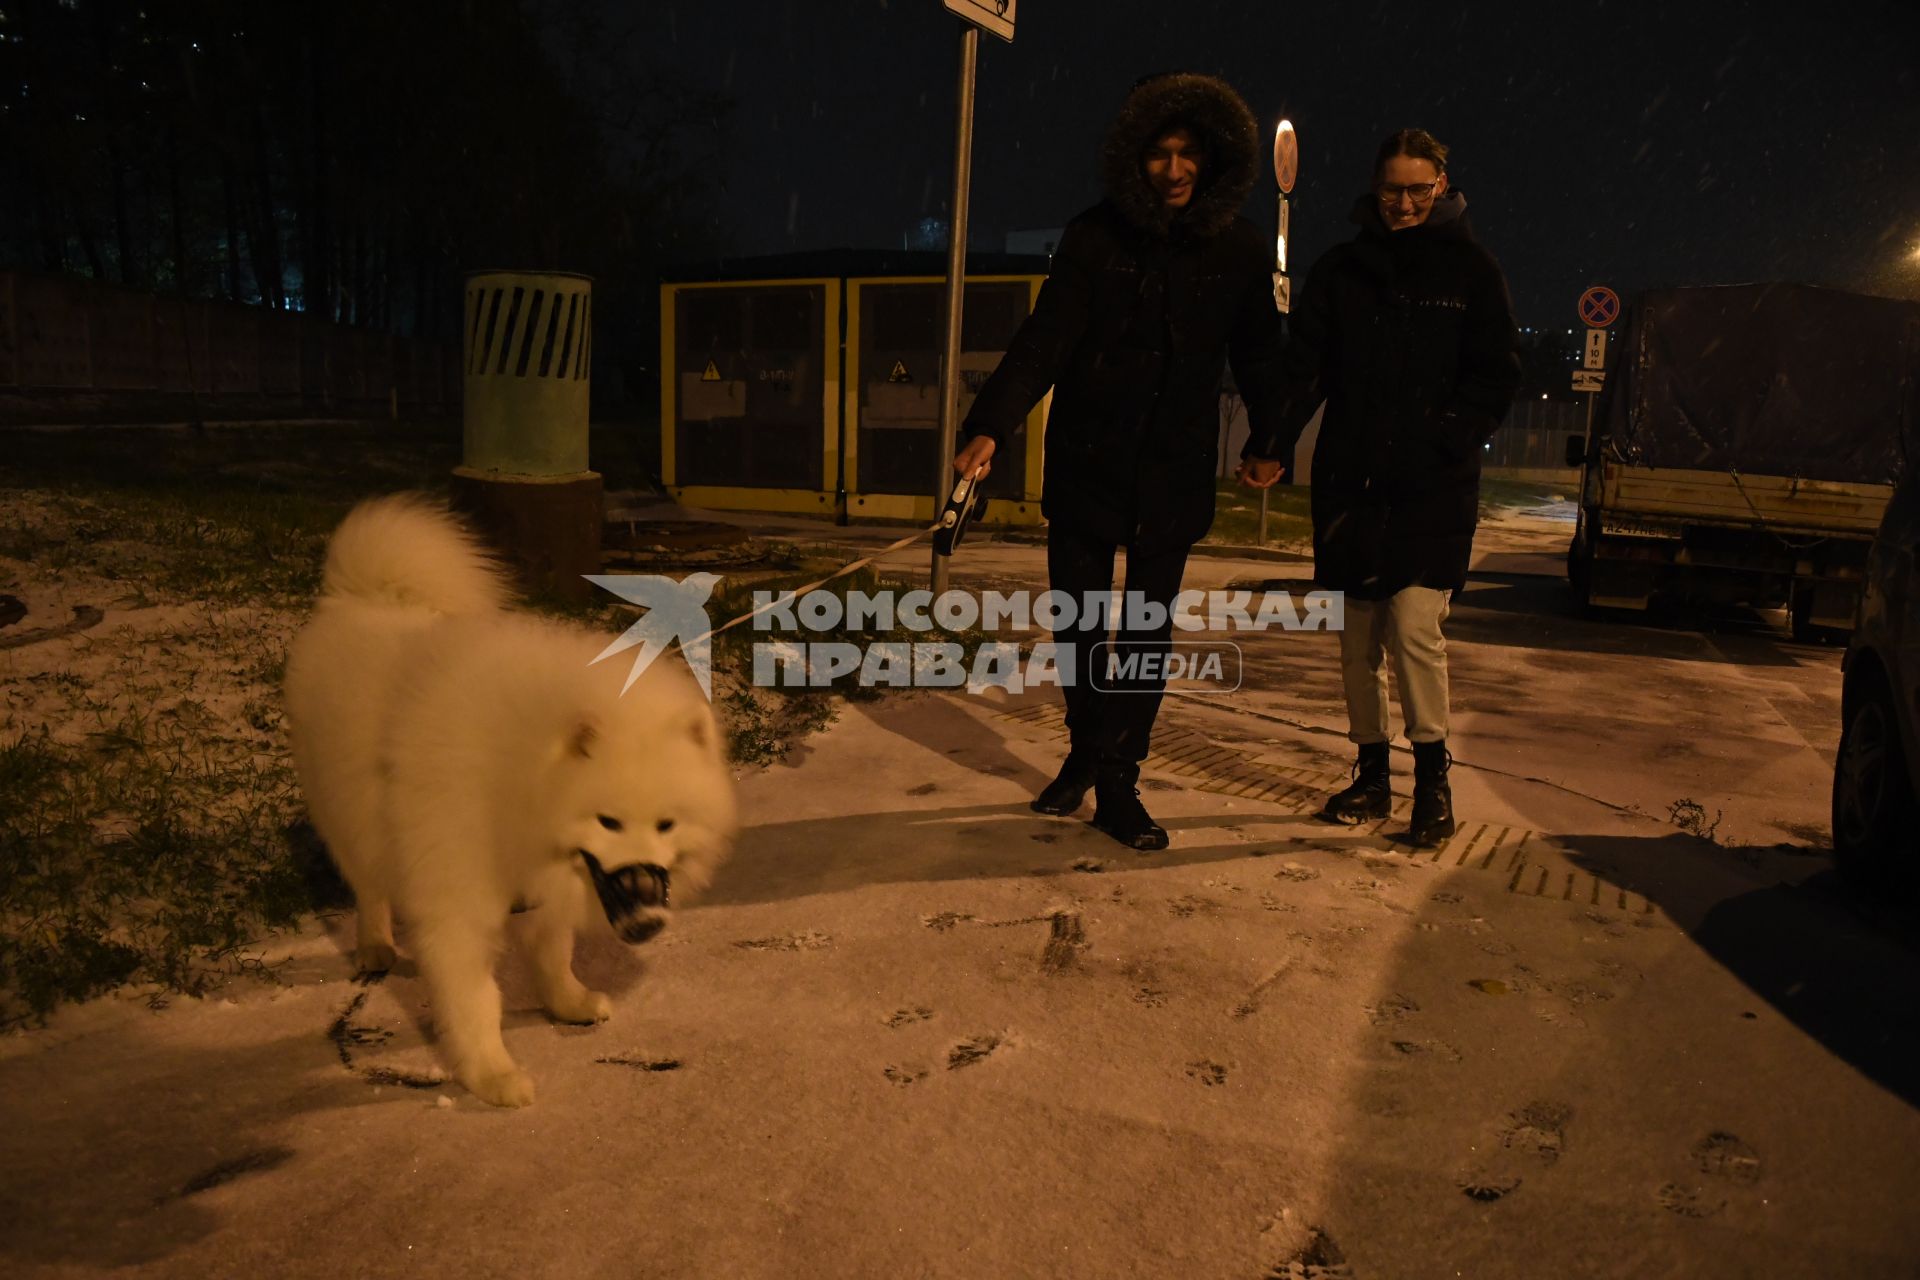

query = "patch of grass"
1668;797;1725;843
719;686;841;768
0;488;347;604
0;413;933;1022
1480;478;1575;514
0;720;320;1028
705;565;849;766
1198;476;1572;549
0;420;468;605
1205;480;1313;548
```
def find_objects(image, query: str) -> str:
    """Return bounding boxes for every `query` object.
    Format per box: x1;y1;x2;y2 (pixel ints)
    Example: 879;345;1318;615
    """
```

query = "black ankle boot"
1090;761;1169;851
1408;740;1456;848
1319;741;1392;825
1031;751;1098;816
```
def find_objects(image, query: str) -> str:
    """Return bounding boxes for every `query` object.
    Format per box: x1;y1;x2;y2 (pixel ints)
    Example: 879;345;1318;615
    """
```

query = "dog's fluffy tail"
318;493;513;615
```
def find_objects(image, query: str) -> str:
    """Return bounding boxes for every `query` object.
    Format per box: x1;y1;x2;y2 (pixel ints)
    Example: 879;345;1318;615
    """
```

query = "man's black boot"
1318;741;1392;825
1407;740;1457;848
1031;751;1098;816
1090;761;1169;851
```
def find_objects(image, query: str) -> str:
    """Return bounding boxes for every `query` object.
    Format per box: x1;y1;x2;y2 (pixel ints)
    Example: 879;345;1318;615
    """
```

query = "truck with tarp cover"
1564;282;1920;639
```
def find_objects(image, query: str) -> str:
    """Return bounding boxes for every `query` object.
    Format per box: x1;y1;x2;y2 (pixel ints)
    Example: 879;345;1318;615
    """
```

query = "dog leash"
661;467;987;657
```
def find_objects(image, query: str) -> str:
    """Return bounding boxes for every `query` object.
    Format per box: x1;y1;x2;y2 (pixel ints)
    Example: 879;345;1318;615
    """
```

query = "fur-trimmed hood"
1101;72;1260;240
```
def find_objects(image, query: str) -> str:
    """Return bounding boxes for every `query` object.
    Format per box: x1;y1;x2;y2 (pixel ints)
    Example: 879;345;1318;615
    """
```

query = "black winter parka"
1248;192;1522;598
961;72;1287;553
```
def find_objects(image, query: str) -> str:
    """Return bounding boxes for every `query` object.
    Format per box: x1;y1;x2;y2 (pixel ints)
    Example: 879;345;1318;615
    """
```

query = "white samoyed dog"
283;494;735;1107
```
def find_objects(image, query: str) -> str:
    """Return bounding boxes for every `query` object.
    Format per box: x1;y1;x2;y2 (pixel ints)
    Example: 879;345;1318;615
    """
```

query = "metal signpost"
1272;119;1297;313
1259;119;1298;545
1575;284;1618;433
932;1;1015;596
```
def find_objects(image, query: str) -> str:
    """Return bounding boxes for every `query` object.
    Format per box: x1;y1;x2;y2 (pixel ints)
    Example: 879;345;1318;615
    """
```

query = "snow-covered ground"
4;501;1916;1278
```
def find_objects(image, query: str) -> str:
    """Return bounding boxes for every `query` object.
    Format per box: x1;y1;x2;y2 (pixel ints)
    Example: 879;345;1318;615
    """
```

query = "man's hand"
954;434;996;480
1237;455;1285;488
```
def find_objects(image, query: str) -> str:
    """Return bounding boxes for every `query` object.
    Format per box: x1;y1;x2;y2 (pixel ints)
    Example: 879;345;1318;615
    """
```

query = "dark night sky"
617;0;1920;326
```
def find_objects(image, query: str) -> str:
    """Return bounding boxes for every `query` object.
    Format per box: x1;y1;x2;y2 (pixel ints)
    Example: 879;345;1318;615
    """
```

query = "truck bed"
1598;465;1894;538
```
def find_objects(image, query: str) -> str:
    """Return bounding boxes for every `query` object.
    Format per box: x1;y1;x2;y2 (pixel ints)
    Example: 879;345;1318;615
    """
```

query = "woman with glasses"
1239;128;1521;847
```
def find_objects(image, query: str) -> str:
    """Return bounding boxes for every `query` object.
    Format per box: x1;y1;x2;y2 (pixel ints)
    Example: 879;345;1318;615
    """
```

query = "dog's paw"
548;989;613;1025
355;942;398;975
464;1065;536;1108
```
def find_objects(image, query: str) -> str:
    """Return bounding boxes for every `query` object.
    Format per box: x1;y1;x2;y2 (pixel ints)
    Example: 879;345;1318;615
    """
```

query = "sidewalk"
603;489;1316;569
6;493;1906;1279
6;683;1904;1279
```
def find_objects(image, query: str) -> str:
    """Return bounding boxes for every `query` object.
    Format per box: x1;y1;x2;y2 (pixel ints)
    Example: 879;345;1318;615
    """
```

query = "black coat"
1249;193;1522;599
960;73;1286;553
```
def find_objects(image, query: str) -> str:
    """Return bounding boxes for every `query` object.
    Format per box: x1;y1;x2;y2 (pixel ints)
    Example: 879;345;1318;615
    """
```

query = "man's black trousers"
1045;521;1190;765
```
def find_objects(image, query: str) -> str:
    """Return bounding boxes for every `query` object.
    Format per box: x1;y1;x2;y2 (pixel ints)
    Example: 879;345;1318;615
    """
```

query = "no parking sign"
1579;286;1620;328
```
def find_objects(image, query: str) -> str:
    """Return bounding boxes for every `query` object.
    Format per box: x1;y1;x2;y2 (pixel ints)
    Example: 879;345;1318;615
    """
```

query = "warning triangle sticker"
700;359;721;382
887;359;912;384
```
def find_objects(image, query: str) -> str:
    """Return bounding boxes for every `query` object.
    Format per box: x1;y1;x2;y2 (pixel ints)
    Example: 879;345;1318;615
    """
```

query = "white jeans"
1338;587;1452;745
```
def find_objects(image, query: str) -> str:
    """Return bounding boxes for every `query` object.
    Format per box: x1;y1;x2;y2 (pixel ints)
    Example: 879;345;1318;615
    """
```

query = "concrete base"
448;466;603;604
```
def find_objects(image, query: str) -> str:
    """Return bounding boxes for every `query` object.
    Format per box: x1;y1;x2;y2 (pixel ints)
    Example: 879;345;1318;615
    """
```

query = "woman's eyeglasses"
1376;181;1441;203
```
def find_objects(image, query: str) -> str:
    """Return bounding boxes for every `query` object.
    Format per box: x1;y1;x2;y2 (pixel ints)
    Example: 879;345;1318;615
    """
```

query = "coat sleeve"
1241;251;1334;461
959;218;1096;449
1224;247;1287;461
1433;250;1522;460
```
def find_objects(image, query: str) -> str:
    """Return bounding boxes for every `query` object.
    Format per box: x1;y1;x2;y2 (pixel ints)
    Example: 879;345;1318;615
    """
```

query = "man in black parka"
952;72;1287;851
1242;128;1521;847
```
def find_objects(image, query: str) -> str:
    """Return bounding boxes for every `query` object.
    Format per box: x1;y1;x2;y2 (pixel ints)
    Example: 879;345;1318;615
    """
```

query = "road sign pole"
931;23;979;598
1255;117;1298;539
1272;120;1297;316
1575;285;1618;449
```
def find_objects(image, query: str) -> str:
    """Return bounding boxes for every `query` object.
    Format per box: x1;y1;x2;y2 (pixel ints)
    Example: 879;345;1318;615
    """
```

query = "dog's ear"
568;717;601;759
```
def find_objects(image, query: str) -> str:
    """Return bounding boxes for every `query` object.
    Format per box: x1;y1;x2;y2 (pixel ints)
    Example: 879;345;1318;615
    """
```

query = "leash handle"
933;465;986;556
942;465;987;519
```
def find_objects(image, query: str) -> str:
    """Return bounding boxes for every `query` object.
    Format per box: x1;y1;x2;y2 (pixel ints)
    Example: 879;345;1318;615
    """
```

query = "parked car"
1833;464;1920;890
